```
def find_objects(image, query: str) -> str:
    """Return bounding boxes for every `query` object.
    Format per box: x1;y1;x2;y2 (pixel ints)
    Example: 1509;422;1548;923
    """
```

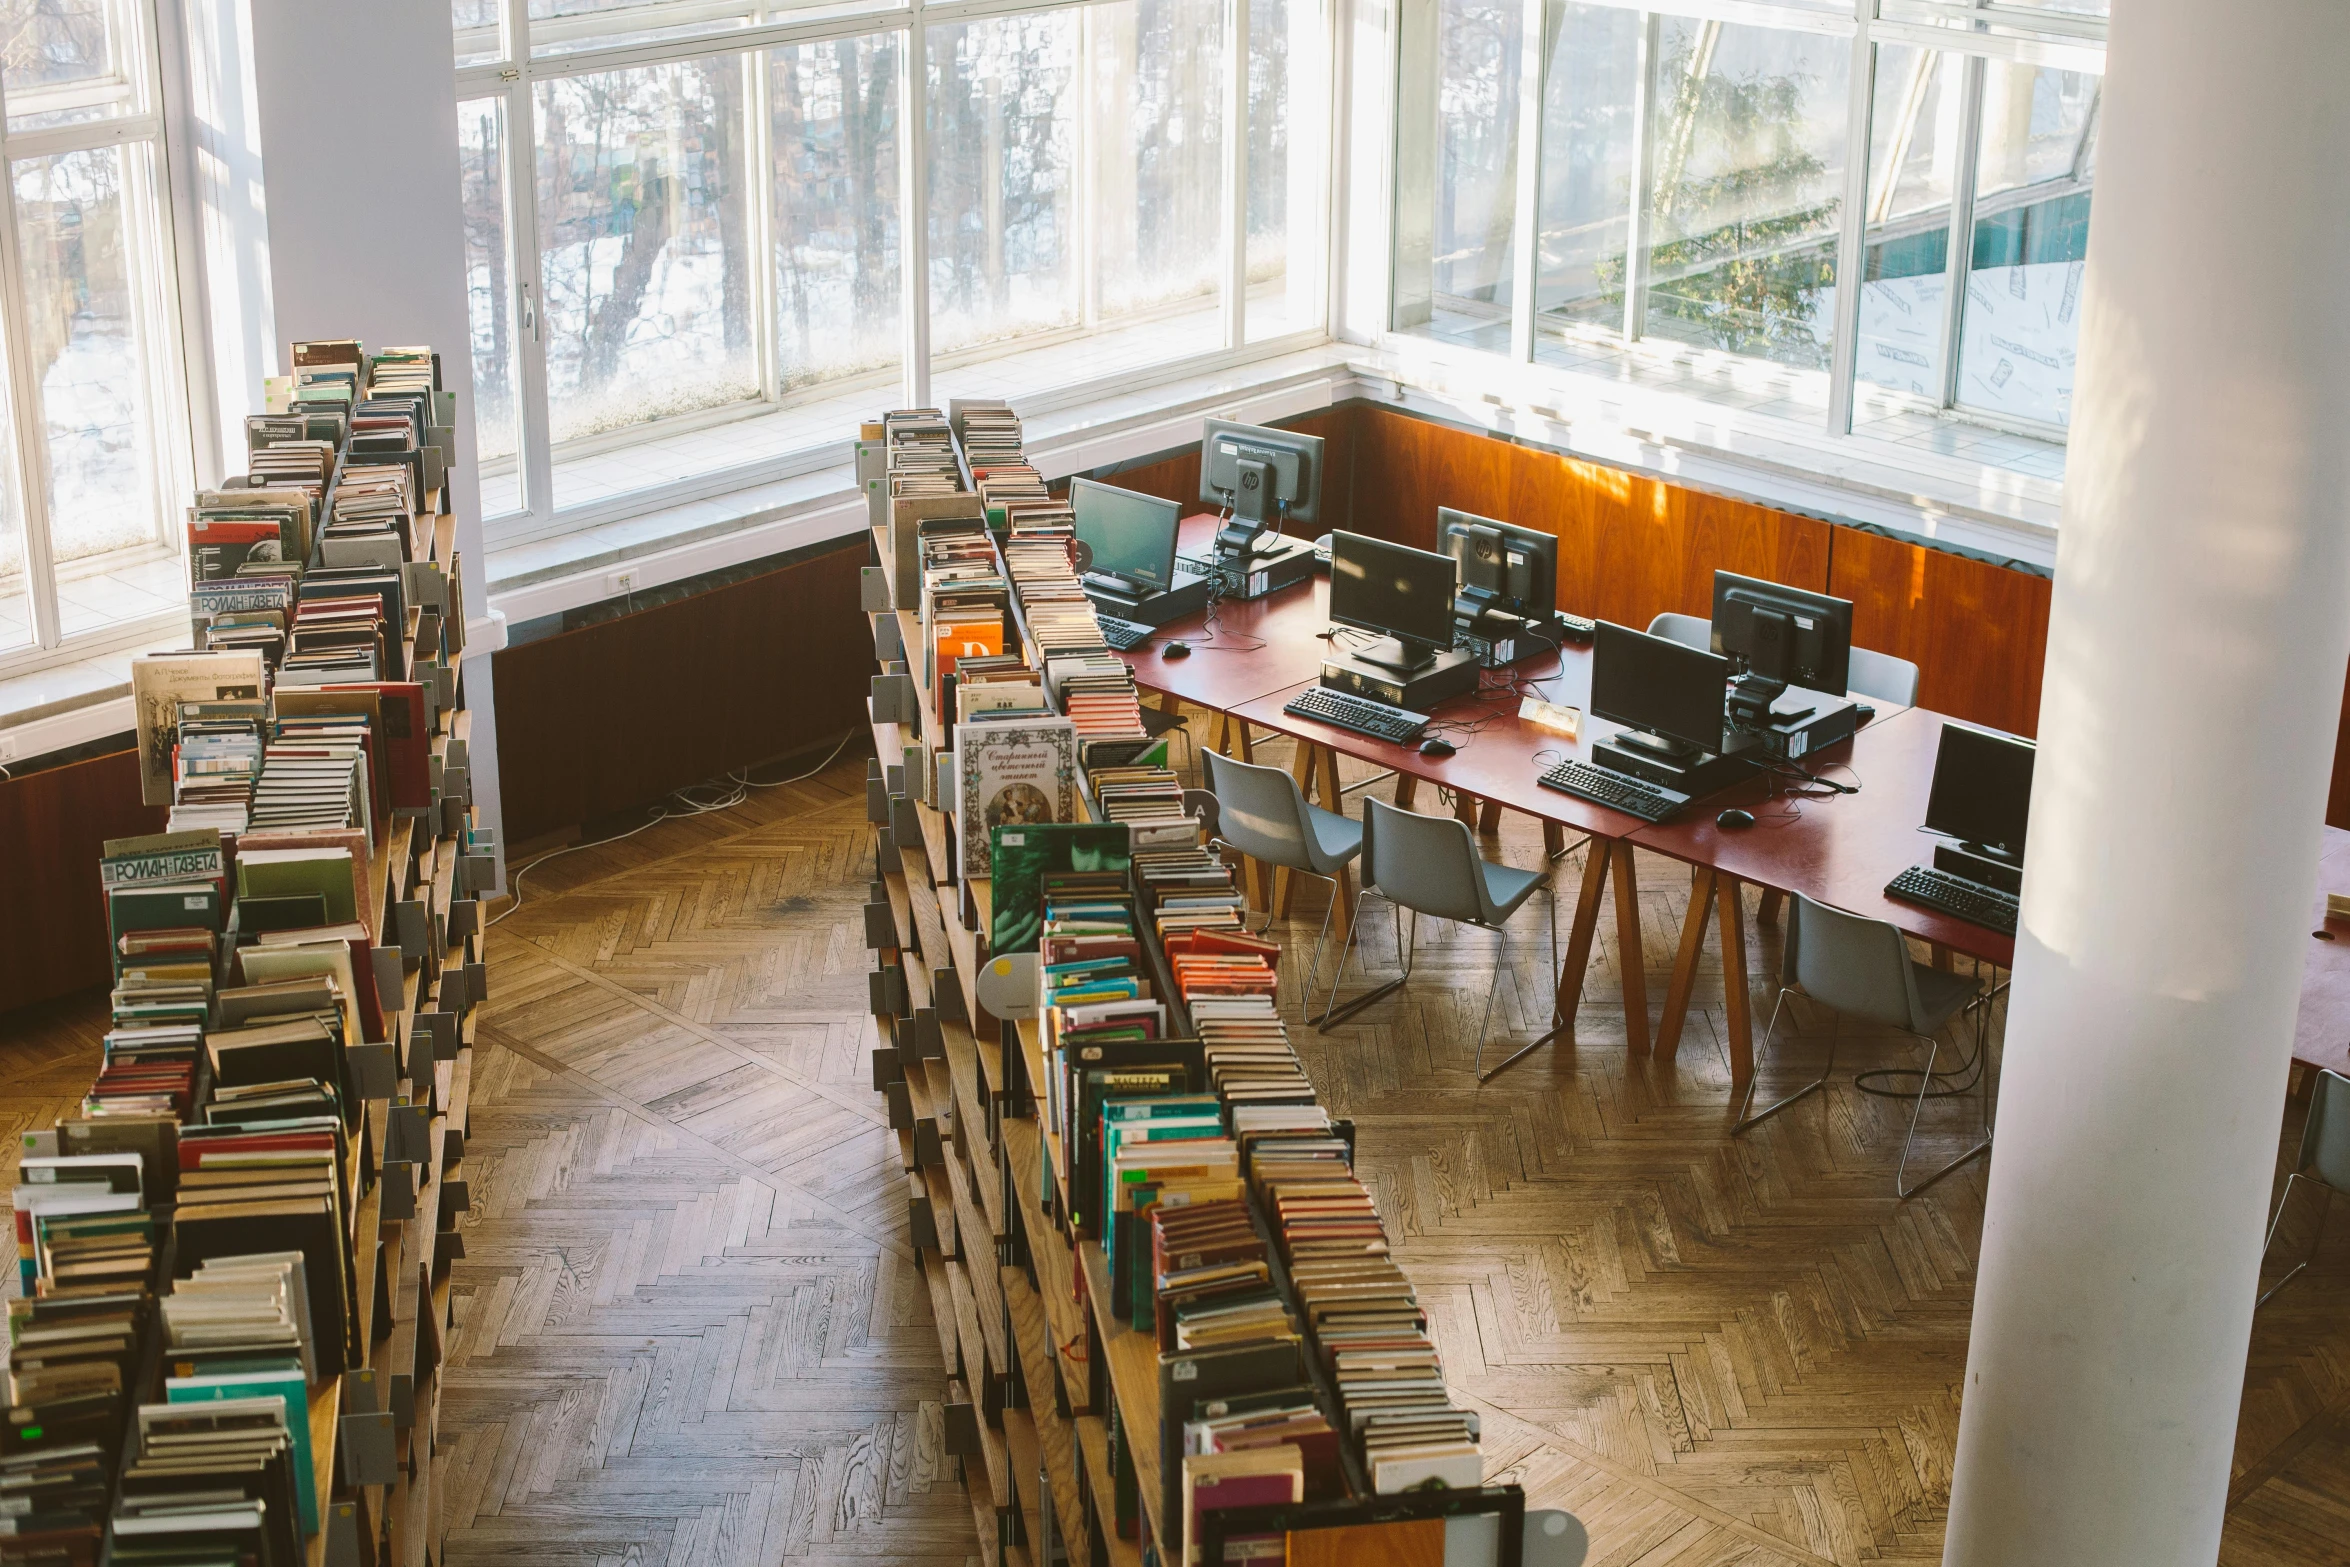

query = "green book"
989;823;1131;954
235;848;357;928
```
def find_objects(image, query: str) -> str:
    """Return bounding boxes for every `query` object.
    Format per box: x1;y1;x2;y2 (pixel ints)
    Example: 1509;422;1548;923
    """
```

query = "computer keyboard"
1097;614;1153;651
1884;865;2019;936
1536;760;1690;823
1282;686;1430;744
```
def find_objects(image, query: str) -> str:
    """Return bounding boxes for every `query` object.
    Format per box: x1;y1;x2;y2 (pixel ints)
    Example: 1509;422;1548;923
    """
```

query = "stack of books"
951;400;1025;475
169;701;267;833
1088;764;1200;847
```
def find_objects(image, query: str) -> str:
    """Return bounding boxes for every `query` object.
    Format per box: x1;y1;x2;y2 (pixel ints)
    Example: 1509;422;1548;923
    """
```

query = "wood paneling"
0;746;165;1014
491;541;871;841
1827;525;2054;737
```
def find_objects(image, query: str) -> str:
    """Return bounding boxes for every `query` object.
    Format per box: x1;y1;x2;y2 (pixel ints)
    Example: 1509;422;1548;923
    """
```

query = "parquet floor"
4;731;2348;1565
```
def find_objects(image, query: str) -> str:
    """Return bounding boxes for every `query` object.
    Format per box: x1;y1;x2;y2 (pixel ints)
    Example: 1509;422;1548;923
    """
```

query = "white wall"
190;0;505;872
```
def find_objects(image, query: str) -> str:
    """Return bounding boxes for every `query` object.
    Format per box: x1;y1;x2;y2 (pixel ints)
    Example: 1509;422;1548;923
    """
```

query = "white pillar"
1943;5;2350;1565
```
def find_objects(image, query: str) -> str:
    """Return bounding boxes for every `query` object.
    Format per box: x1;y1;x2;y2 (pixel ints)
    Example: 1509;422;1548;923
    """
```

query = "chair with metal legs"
2257;1068;2350;1306
1318;798;1557;1080
1733;893;1993;1198
1203;750;1362;1007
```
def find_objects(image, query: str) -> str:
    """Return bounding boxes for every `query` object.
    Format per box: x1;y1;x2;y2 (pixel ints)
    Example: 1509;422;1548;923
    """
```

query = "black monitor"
1924;722;2035;865
1327;530;1458;673
1200;419;1323;551
1591;620;1731;760
1441;508;1557;625
1711;571;1853;695
1069;478;1181;594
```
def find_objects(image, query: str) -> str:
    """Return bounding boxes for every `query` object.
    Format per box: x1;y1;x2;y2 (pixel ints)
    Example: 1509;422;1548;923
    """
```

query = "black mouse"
1716;807;1755;829
1162;640;1191;659
1418;737;1456;758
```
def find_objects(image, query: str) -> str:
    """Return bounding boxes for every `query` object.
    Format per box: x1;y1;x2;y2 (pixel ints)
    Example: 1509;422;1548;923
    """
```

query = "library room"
1;2;2347;1564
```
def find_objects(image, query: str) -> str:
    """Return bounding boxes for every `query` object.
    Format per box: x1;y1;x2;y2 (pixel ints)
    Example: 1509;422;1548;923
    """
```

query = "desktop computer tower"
1320;646;1480;712
1744;684;1860;762
1594;734;1759;800
1210;533;1319;600
1082;563;1213;627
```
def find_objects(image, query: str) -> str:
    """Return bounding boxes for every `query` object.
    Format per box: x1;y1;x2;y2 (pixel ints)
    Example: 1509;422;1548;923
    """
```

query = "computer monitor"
1590;620;1732;760
1200;419;1324;550
1069;478;1181;595
1923;722;2035;865
1711;571;1853;695
1441;508;1558;625
1327;530;1459;673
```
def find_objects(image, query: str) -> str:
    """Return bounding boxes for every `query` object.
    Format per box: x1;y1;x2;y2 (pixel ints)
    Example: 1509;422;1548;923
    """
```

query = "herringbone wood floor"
5;733;2349;1565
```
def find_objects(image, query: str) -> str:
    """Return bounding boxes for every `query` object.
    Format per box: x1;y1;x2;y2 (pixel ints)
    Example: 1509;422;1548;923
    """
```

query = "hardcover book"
953;718;1078;878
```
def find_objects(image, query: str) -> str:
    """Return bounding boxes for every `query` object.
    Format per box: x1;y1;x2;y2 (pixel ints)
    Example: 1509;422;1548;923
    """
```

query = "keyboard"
1884;864;2019;936
1097;615;1153;651
1282;685;1430;744
1536;760;1690;823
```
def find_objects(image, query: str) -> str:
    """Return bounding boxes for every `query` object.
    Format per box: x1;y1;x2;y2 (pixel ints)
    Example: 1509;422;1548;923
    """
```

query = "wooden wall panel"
1827;525;2053;736
492;541;871;842
0;747;164;1014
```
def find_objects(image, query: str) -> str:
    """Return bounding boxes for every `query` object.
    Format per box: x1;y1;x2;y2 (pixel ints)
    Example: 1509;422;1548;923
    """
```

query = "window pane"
771;34;901;395
1;0;142;133
1852;45;1961;400
1641;18;1847;369
453;0;503;67
1245;0;1321;342
1391;0;1522;351
0;371;33;654
1532;0;1639;358
1088;0;1223;333
528;0;758;59
534;55;757;505
1954;61;2096;426
12;146;178;637
458;97;523;519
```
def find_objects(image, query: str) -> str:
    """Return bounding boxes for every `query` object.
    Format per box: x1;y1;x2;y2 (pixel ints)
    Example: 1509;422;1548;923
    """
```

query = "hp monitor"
1711;571;1854;696
1200;419;1324;550
1441;508;1558;625
1070;478;1181;594
1591;620;1731;760
1328;530;1459;673
1923;722;2035;864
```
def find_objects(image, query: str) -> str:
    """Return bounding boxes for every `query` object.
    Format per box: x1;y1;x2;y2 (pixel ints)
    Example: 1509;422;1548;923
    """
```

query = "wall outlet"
606;568;639;597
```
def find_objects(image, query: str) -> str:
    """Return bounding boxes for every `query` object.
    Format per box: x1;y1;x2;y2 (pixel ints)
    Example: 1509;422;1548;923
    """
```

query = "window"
1390;0;2103;451
458;0;1328;545
0;0;189;667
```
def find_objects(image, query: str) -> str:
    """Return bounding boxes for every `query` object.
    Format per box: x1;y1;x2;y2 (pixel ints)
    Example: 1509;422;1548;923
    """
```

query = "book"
129;653;266;806
953;719;1079;878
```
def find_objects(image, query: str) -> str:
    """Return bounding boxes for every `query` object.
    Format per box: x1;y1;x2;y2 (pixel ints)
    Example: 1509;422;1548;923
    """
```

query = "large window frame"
456;0;1333;551
1381;0;2104;448
0;0;195;678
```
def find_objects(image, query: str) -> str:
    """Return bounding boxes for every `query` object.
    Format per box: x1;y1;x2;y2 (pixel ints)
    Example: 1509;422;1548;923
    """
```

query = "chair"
1203;750;1362;1005
1647;611;1712;651
1320;798;1556;1080
1848;646;1921;707
2257;1069;2350;1306
1734;894;1992;1197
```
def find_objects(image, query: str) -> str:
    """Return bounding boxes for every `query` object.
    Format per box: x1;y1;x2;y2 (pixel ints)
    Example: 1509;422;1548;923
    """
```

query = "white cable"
487;729;859;928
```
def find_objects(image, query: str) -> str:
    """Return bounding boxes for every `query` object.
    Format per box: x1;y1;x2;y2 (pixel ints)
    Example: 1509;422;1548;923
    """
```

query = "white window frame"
1363;0;2104;449
456;0;1336;552
0;0;197;680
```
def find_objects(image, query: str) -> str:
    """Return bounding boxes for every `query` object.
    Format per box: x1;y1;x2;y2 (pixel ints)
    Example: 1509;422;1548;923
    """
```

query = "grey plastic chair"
1734;893;1992;1197
1848;646;1921;707
1203;750;1361;1005
2257;1069;2350;1306
1319;798;1556;1080
1647;611;1712;651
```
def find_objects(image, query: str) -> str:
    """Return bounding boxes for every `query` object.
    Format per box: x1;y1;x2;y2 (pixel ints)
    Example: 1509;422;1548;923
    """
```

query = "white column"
1943;5;2350;1566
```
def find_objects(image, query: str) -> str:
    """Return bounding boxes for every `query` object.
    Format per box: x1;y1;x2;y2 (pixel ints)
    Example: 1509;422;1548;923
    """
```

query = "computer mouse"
1162;641;1192;659
1716;807;1756;829
1418;737;1456;758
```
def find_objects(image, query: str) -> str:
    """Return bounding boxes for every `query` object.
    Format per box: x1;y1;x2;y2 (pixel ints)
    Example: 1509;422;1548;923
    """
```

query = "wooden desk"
1230;640;1663;1059
2294;825;2350;1079
1628;705;2011;1083
1115;516;1333;747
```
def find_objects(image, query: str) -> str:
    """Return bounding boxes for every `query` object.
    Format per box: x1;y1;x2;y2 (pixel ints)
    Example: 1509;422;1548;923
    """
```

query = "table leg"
1717;875;1754;1086
1930;942;1954;972
1758;889;1784;925
1477;798;1504;835
1656;865;1718;1061
1542;822;1565;858
1550;839;1612;1040
1453;792;1480;828
1610;841;1651;1057
1394;774;1420;810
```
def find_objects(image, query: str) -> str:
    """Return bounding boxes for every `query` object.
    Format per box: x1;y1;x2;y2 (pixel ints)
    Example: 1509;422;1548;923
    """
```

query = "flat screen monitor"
1069;477;1181;593
1441;508;1557;624
1924;721;2035;863
1591;620;1731;758
1328;530;1459;672
1711;571;1853;695
1200;419;1324;533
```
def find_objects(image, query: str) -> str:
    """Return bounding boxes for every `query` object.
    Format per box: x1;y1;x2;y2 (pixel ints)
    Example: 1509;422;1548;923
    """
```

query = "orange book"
934;618;1005;692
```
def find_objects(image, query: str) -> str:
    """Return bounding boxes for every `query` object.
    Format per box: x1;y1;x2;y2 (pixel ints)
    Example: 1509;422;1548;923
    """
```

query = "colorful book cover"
954;719;1079;878
990;822;1132;954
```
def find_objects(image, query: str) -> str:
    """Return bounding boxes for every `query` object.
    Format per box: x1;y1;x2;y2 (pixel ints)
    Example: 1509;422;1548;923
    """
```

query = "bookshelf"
10;345;482;1567
859;407;1517;1567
